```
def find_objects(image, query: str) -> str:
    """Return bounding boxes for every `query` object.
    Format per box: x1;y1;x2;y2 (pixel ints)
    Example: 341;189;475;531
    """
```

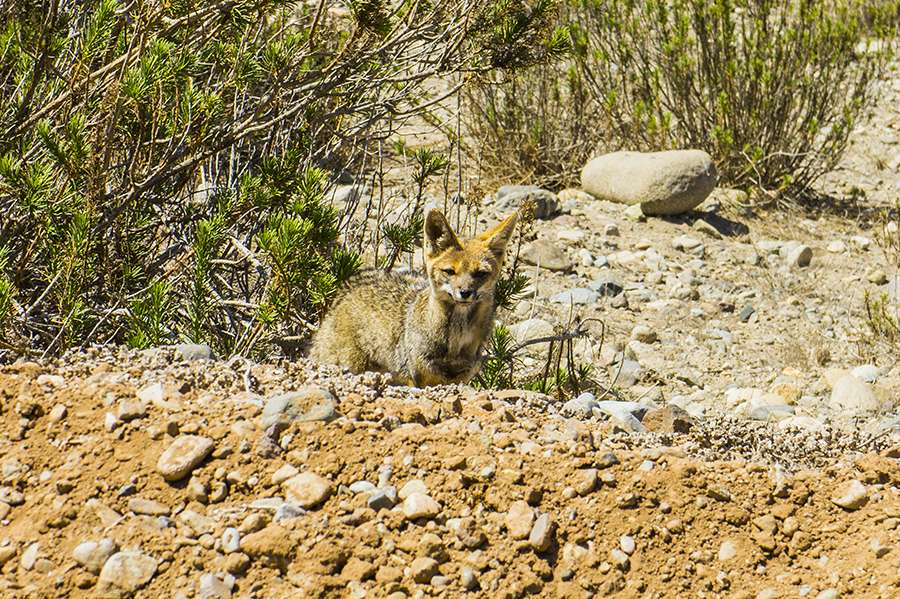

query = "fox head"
423;209;518;305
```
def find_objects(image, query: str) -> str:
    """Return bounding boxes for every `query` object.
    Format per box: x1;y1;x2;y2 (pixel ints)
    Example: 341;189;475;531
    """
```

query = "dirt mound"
1;348;897;598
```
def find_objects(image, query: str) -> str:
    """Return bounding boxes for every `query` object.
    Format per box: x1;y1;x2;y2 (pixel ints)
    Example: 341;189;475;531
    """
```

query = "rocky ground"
2;41;900;599
0;347;897;599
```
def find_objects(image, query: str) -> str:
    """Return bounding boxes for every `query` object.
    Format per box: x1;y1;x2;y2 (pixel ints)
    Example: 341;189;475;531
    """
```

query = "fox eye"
473;270;490;279
441;267;455;276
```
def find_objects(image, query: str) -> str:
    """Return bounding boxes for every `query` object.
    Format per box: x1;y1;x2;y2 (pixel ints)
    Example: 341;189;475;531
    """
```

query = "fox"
310;208;519;387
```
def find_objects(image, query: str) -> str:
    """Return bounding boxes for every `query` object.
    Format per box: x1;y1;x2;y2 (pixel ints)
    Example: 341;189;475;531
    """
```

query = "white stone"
581;150;717;215
401;492;441;520
221;528;240;554
282;472;332;509
97;551;158;597
718;540;737;561
398;479;428;500
831;480;868;510
829;375;882;413
505;500;535;540
271;464;299;485
156;435;215;481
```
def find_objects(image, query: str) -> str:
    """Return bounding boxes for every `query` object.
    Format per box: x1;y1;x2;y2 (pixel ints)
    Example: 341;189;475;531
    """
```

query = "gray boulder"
494;185;559;220
581;150;717;215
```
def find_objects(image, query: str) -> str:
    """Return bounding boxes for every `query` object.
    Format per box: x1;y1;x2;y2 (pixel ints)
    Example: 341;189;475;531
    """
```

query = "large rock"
96;551;158;598
581;150;717;215
829;375;882;413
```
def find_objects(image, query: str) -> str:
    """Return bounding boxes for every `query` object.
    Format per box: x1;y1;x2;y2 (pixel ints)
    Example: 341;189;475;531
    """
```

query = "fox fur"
310;209;518;386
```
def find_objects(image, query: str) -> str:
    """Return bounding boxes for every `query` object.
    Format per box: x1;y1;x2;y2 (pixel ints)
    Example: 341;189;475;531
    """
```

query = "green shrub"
0;0;564;357
467;0;893;196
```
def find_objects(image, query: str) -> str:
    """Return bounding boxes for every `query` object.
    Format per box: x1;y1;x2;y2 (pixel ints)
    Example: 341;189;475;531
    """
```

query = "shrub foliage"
0;0;563;356
467;0;893;194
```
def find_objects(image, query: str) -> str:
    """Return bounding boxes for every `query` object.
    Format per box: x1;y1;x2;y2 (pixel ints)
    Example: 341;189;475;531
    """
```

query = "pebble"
850;235;872;250
198;573;232;599
869;537;890;558
262;386;337;428
506;500;535;540
630;324;658;343
175;343;215;361
619;535;635;555
692;218;722;238
179;509;216;535
0;487;24;506
589;275;624;297
831;480;868;510
672;235;703;252
610;548;630;570
562;392;599;418
528;513;556;552
349;480;377;494
460;566;479;590
240;525;293;560
156;435;215;482
21;542;39;570
508;319;555;348
494;185;559;220
851;364;879;383
595;400;645;432
271;464;299;485
117;398;147;421
0;545;16;566
127;498;170;516
48;404;67;422
221;528;240;554
410;556;439;583
368;487;398;511
642;405;694;434
97;550;158;597
521;239;573;271
867;269;888;284
781;243;812;268
274;502;304;522
718;540;737;562
398;479;428;500
624;204;646;221
815;590;841;599
282;472;333;509
402;492;441;520
550;288;598;305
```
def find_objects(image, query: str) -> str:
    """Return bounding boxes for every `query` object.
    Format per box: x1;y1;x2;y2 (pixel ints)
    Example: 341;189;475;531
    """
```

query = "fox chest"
442;305;491;358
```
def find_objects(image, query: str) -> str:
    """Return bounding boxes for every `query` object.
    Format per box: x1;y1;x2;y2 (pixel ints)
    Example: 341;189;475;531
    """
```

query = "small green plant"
126;280;174;349
381;147;449;271
475;316;600;400
864;291;899;348
862;202;899;353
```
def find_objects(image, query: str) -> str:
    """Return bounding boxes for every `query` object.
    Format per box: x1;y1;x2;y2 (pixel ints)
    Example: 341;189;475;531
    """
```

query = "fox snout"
435;267;494;304
445;278;479;303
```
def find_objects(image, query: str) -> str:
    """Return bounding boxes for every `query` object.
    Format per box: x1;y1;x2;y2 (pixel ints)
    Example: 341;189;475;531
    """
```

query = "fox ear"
424;209;462;258
479;212;519;261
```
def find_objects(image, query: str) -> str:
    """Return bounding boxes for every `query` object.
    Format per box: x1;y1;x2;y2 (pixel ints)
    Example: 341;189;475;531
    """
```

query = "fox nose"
459;289;474;300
